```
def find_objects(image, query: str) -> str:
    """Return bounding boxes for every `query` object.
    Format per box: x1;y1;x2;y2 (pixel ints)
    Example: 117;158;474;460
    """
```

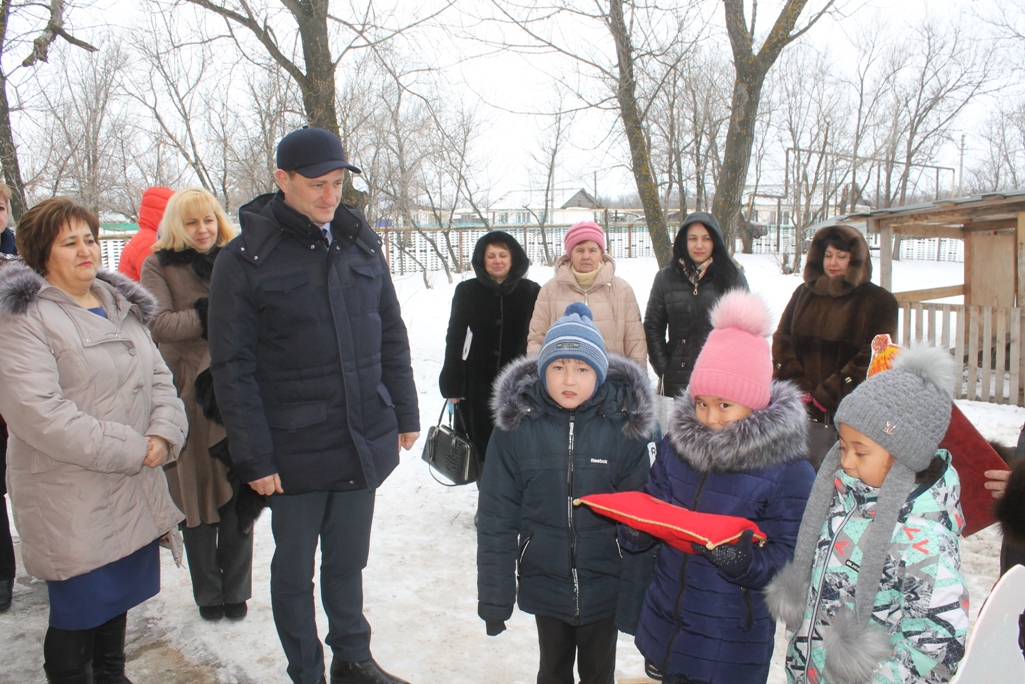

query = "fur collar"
0;262;159;325
803;224;872;297
490;353;656;440
667;380;808;473
155;246;220;283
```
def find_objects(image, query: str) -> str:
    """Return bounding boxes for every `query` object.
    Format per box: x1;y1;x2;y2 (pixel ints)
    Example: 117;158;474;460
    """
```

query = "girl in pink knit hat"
527;220;647;368
620;289;815;684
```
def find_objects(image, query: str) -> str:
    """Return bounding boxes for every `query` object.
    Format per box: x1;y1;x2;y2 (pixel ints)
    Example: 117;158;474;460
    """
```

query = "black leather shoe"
198;604;224;621
330;658;410;684
224;601;247;620
0;578;12;613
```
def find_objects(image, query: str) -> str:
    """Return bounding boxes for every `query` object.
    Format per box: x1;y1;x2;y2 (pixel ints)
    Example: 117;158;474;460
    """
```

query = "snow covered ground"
0;254;1014;683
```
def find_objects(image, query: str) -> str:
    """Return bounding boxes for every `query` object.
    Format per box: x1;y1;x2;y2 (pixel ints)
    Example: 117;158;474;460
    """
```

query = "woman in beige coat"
527;221;646;368
140;187;253;623
0;198;186;684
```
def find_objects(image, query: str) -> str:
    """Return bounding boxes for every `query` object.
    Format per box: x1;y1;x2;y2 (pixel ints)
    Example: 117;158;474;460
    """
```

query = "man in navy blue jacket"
208;127;419;684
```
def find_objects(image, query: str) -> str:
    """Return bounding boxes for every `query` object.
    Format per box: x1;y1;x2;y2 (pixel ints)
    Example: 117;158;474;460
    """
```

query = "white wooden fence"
898;302;1023;405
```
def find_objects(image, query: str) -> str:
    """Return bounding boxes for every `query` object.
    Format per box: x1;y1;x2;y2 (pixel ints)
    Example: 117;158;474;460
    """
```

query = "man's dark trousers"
270;489;375;684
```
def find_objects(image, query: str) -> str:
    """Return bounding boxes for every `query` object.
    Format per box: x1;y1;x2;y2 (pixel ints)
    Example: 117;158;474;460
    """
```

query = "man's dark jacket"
207;192;419;494
438;230;539;458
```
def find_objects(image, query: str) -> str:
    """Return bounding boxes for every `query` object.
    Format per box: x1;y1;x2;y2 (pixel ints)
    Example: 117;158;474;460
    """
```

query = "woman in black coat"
439;231;540;458
644;212;747;399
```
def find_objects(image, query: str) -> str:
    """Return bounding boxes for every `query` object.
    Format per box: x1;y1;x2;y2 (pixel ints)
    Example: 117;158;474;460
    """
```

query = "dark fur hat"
803;224;872;297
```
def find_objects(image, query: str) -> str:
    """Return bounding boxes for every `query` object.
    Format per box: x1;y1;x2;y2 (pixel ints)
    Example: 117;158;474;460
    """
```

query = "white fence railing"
99;224;965;274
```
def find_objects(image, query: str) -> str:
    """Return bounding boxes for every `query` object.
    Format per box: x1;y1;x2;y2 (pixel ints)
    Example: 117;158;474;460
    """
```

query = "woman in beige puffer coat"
527;221;646;368
0;198;186;684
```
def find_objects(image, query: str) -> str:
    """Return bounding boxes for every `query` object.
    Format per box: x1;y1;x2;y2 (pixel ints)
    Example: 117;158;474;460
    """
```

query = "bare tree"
0;0;97;219
966;99;1025;192
174;0;453;206
524;107;572;266
32;42;129;215
711;0;837;245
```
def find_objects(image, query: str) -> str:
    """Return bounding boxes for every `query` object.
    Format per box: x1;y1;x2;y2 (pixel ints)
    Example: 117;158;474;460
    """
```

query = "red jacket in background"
116;186;174;282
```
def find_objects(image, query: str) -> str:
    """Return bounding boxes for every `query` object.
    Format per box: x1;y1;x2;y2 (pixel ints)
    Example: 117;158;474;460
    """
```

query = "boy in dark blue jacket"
477;303;656;684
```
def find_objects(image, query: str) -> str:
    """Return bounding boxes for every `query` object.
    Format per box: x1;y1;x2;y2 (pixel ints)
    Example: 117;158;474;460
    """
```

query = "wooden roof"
808;189;1025;239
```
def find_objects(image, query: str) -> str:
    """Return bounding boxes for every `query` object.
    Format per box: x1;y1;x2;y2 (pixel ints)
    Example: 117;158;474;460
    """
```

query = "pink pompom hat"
688;289;774;411
564;221;605;255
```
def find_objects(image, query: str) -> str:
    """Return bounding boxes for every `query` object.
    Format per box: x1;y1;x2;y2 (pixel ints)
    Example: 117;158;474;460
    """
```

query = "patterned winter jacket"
784;450;969;684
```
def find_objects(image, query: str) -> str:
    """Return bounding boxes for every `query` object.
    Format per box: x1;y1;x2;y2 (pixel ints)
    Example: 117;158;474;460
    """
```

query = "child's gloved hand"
692;529;754;577
486;620;506;636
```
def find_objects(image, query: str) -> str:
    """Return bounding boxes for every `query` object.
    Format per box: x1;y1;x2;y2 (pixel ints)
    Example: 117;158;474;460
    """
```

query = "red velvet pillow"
576;491;767;553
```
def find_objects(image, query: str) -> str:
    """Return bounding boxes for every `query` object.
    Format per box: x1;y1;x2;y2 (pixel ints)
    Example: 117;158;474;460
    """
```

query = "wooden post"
1018;211;1025;307
876;218;893;291
1017;213;1025;400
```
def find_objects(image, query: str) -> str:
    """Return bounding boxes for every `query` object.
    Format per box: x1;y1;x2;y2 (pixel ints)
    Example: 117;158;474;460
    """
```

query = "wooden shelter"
812;189;1025;405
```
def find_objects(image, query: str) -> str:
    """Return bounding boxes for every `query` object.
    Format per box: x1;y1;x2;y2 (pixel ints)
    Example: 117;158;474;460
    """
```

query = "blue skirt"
47;540;160;630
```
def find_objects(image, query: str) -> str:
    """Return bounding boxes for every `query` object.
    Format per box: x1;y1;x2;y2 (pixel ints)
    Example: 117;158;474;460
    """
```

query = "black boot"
44;664;94;684
91;614;132;684
330;658;410;684
0;577;11;612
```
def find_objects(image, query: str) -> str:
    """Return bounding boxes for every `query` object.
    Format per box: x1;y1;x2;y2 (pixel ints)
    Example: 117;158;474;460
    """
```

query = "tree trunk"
712;66;765;251
608;0;673;267
0;1;27;220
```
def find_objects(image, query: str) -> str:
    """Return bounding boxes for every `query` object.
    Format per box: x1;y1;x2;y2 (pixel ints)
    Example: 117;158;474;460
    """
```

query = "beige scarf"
572;262;603;290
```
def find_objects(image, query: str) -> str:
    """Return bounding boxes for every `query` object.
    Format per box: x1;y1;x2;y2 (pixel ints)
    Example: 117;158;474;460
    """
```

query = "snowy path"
0;254;1014;682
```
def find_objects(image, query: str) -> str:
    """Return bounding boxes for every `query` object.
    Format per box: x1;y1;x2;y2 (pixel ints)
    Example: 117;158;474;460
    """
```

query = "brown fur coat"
772;225;899;416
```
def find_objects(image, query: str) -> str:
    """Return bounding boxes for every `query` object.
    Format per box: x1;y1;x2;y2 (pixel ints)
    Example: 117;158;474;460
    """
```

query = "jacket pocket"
377;383;394;407
264;401;328;433
349;260;384;314
260;271;310;293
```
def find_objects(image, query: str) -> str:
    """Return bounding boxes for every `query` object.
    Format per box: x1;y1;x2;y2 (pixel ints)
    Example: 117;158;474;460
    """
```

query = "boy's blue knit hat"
538;303;608;392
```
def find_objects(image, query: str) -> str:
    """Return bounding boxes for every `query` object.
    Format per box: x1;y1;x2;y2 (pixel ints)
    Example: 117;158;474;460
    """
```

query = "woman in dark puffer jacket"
644;212;747;400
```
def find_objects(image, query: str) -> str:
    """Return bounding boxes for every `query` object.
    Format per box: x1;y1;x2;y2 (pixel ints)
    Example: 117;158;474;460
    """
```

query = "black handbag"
806;411;838;472
422;403;480;486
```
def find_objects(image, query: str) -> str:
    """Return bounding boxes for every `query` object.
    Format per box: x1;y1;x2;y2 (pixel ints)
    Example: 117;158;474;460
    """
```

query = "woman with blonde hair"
140;187;253;622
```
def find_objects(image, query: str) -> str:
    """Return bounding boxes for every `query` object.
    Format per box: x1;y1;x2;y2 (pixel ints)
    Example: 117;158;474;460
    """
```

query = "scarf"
682;256;712;288
572;261;603;290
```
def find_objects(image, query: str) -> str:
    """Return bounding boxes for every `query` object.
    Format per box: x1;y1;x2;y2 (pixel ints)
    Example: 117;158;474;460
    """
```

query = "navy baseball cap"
276;126;362;177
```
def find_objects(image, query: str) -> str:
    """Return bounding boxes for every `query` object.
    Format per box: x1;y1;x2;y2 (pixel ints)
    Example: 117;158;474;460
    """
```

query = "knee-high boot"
91;613;132;684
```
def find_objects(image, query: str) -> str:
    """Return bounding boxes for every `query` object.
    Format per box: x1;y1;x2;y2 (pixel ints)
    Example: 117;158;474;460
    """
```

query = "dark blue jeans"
269;489;375;684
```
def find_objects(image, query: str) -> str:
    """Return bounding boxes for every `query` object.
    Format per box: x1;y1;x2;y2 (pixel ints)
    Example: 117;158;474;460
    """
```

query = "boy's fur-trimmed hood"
491;353;656;440
803;224;872;297
667;380;808;473
0;261;159;324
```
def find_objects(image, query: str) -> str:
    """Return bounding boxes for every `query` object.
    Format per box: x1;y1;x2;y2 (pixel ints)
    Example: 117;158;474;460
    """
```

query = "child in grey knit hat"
766;344;969;684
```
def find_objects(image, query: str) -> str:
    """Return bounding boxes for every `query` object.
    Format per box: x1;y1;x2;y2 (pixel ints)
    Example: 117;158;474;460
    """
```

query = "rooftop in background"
806;189;1025;237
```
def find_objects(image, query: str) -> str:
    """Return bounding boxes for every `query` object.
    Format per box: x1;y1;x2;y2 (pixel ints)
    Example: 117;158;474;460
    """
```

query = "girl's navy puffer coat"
623;381;814;683
477;354;656;627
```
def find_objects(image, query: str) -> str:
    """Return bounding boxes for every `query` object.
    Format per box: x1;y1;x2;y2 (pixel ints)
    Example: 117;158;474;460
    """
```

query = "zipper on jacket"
742;587;754;630
661;472;709;673
567;412;580;621
496;295;505;375
803;506;858;681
